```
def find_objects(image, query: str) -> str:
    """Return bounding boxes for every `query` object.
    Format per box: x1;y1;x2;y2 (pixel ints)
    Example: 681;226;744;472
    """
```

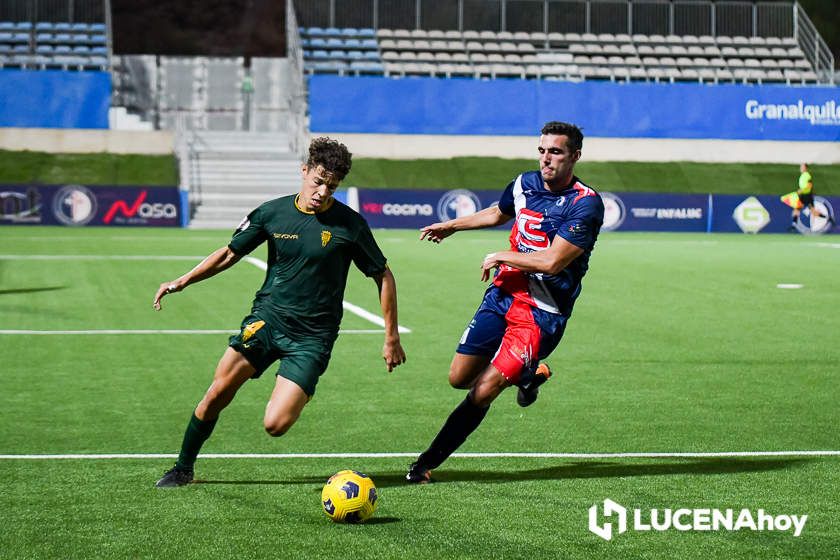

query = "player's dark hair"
541;121;583;152
307;137;352;180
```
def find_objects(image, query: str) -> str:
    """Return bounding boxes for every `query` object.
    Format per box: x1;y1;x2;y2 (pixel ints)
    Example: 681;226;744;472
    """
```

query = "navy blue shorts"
457;286;567;385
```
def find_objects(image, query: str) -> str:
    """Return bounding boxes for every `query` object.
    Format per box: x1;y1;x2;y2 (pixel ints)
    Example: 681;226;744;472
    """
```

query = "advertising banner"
310;75;840;142
356;188;837;234
0;184;182;227
358;188;508;230
712;193;837;235
0;69;111;129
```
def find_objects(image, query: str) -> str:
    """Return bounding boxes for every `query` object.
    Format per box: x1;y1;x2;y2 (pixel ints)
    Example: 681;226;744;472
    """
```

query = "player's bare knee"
264;415;297;437
448;370;471;389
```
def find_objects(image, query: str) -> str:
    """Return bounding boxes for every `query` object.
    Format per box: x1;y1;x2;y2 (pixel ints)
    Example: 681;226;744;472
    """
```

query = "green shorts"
228;315;337;396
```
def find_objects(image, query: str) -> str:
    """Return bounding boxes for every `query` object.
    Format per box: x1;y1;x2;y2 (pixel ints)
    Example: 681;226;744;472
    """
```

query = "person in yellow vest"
787;163;833;230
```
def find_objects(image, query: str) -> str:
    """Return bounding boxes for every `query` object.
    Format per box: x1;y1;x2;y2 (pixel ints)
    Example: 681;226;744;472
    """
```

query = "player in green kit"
152;137;407;487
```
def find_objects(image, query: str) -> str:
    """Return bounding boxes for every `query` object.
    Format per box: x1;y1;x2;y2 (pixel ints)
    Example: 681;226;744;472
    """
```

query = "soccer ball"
321;470;378;523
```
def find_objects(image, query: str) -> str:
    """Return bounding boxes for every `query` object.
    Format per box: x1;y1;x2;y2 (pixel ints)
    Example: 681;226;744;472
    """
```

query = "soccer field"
1;226;839;559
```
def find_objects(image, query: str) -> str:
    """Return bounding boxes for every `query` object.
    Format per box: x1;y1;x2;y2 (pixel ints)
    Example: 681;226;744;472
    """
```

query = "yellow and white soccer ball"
321;470;378;523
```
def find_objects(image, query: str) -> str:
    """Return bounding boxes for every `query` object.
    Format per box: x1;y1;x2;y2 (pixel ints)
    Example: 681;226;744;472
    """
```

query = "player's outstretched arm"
153;246;242;310
373;267;406;372
420;206;512;243
480;236;584;281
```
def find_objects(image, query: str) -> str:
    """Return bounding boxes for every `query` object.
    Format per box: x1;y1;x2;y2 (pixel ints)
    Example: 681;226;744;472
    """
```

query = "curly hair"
307;137;352;180
540;121;583;152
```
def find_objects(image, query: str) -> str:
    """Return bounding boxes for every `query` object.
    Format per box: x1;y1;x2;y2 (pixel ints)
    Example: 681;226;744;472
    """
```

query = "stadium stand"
0;19;108;71
300;27;821;85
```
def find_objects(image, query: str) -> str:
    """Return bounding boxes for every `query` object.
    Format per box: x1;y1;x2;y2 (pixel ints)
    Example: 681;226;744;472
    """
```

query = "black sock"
416;394;490;470
175;412;217;471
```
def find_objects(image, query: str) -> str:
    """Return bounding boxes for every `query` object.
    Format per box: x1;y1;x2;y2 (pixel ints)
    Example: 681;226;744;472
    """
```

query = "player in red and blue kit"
407;122;604;483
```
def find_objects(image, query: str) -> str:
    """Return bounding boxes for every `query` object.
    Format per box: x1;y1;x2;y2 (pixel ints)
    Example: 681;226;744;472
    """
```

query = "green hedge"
1;150;838;196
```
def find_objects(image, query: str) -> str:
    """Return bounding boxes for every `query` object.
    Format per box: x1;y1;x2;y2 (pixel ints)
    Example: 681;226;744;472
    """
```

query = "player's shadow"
0;286;66;295
346;457;812;488
194;458;810;488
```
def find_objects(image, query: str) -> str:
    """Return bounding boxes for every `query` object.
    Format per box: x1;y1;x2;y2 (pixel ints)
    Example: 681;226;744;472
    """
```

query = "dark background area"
110;0;838;68
111;0;286;56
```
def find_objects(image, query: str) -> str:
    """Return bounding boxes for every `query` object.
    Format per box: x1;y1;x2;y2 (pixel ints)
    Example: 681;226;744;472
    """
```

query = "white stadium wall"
0;128;174;155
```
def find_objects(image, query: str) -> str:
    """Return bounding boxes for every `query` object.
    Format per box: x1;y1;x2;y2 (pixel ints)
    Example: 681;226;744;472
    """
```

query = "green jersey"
228;195;387;337
798;171;813;194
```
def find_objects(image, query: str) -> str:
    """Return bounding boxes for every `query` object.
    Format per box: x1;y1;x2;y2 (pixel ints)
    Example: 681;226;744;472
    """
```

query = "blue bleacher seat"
361;38;378;49
329;49;348;60
12;33;29;44
341;28;359;37
54;22;71;31
71;23;88;32
306;27;325;37
54;33;72;43
91;46;107;55
35;22;54;31
69;34;88;44
0;22;15;32
89;23;105;33
85;56;108;70
12;44;29;53
54;44;72;54
362;50;380;61
326;37;343;48
310;49;330;60
15;22;32;31
0;31;13;41
346;50;363;59
350;61;384;74
35;32;52;43
72;45;91;54
324;27;341;38
88;34;106;45
358;28;376;38
311;60;347;73
0;44;11;54
344;38;362;50
35;44;53;54
309;37;327;48
300;38;311;48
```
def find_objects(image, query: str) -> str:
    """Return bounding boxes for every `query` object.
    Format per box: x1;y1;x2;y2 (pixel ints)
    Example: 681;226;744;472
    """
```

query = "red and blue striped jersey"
494;171;604;316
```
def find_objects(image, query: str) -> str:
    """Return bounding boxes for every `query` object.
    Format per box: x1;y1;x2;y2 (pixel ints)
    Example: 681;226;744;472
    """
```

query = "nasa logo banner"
0;184;181;227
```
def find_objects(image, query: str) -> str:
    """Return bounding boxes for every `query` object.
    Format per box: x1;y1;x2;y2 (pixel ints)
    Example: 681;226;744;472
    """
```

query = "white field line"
0;451;838;460
0;254;412;334
0;329;386;335
243;256;411;334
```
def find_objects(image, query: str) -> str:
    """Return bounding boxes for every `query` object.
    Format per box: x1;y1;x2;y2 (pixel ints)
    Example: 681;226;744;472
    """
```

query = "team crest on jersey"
241;320;265;342
321;230;332;247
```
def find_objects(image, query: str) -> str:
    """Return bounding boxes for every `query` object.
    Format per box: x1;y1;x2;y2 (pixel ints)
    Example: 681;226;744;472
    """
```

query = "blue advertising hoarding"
356;187;837;234
310;76;840;142
0;185;182;227
0;69;111;129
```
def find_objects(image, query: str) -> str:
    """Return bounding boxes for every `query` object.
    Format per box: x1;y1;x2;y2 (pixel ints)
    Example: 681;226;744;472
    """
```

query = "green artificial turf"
1;227;838;559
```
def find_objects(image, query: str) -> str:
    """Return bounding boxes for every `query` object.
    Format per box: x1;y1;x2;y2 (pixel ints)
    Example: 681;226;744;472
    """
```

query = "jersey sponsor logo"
515;207;550;251
53;185;97;226
273;233;300;240
241;320;265;343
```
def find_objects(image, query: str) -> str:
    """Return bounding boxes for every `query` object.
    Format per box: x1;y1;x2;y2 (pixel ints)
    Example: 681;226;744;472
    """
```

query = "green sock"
175;412;217;470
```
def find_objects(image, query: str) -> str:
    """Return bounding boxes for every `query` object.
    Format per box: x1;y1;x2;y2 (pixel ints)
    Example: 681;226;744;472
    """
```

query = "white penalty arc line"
1;451;838;460
0;254;411;334
243;256;411;334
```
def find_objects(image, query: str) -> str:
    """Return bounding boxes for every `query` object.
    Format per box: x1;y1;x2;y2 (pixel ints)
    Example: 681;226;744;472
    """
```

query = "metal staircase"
182;131;302;229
